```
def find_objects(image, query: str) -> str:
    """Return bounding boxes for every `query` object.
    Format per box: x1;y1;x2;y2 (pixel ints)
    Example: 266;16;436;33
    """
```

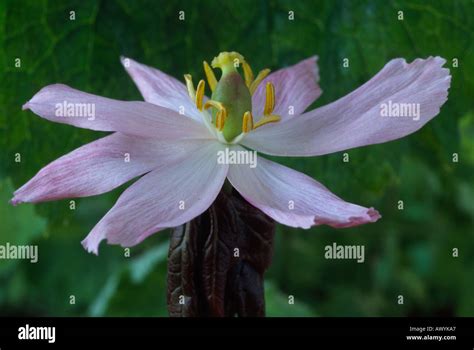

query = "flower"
11;52;451;254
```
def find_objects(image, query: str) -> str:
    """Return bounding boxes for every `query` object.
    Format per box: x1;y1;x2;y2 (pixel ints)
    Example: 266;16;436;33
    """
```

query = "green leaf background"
0;0;473;316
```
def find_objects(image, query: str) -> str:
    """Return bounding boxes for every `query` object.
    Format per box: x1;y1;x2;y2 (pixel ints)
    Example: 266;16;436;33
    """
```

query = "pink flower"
11;52;451;254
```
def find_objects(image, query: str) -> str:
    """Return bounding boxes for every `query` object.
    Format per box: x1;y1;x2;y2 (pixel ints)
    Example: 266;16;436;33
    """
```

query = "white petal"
11;134;214;204
23;84;211;139
227;148;380;229
252;56;321;120
82;140;228;254
243;57;451;156
121;56;204;123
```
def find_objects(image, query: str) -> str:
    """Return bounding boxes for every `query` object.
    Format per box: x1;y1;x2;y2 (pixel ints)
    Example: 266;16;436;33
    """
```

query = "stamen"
242;111;254;133
195;79;205;111
249;68;271;94
203;61;217;92
204;100;226;113
263;82;275;115
184;74;196;101
204;100;228;130
253;114;281;129
215;110;227;131
242;61;254;88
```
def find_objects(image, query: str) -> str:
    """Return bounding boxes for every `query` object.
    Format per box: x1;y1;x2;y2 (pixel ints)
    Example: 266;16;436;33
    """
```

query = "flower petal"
11;134;212;205
82;140;228;254
252;56;321;120
121;56;203;122
243;57;451;156
23;84;211;139
227;149;380;229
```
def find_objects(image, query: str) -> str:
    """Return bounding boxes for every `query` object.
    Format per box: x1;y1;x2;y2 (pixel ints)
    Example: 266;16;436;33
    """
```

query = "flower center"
184;51;281;143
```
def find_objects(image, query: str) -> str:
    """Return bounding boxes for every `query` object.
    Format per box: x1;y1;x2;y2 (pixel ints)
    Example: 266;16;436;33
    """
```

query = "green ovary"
211;71;252;141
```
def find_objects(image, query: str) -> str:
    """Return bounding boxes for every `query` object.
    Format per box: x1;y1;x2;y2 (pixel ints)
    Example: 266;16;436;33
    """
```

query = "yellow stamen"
204;100;226;113
203;61;217;92
242;61;254;88
242;111;254;133
204;100;228;131
195;79;205;111
249;68;271;94
253;114;281;130
215;110;227;131
184;74;195;101
263;82;275;115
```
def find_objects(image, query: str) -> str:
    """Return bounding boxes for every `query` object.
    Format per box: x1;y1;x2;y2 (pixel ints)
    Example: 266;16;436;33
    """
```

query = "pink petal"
227;148;380;229
23;84;211;139
121;56;203;122
11;134;212;205
82;141;228;254
243;57;451;156
252;56;321;120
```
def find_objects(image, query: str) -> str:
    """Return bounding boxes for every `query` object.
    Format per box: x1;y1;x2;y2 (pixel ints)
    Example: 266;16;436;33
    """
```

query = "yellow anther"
195;79;206;111
242;61;254;88
253;114;281;130
184;74;196;101
249;68;271;94
204;100;226;113
242;111;254;133
263;82;275;115
204;100;228;131
215;110;227;131
203;61;217;92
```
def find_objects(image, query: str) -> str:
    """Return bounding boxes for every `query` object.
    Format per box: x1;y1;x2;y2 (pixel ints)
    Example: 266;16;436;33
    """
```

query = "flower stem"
167;188;276;317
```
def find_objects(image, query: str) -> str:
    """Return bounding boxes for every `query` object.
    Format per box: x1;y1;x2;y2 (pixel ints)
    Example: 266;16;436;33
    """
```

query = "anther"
242;111;254;133
249;68;271;94
215;110;227;131
203;61;217;92
263;82;275;115
195;79;206;111
242;61;254;88
184;74;196;101
204;100;226;113
253;114;281;129
204;100;228;130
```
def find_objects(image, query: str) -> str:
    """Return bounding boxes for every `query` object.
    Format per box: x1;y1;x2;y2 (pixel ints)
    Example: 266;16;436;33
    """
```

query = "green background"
0;0;473;316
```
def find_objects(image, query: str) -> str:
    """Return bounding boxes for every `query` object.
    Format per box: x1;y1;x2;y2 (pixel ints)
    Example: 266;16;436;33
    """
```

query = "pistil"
184;51;282;142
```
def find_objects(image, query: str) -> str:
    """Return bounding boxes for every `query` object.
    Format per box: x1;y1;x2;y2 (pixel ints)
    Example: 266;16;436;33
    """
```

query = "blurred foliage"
0;0;473;316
